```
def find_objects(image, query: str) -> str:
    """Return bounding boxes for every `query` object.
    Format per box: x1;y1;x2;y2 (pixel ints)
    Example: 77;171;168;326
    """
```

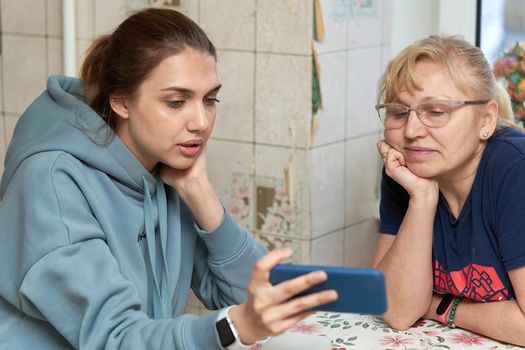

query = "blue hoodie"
0;75;267;349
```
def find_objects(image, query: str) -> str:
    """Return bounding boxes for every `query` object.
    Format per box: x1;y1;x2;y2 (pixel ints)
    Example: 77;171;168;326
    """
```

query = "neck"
437;144;485;217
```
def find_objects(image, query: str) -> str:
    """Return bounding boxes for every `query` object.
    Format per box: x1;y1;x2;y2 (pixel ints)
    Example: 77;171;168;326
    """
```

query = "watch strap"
215;306;257;350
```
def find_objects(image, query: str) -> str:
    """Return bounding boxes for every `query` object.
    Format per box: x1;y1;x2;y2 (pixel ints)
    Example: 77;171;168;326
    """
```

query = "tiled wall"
0;0;391;312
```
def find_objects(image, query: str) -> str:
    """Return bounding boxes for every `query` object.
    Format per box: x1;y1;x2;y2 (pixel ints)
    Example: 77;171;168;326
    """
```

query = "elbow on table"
381;310;422;331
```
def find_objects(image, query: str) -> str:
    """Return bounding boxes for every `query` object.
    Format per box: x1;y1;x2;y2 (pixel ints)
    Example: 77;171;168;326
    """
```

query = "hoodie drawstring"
142;175;172;319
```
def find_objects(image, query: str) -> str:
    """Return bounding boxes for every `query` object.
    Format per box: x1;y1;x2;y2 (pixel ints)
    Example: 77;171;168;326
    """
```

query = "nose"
403;109;427;139
187;103;210;131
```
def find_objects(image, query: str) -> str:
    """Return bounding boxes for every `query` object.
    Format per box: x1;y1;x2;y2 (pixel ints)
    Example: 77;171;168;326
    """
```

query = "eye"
386;105;408;119
204;98;220;107
167;100;185;109
422;102;449;117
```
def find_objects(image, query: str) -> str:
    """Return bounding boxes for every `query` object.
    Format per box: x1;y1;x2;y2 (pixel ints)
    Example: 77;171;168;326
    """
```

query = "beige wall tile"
311;51;346;146
255;145;309;239
77;0;95;39
255;233;310;264
3;35;47;114
1;0;46;35
0;114;5;177
214;50;254;142
309;142;344;238
311;230;344;266
346;46;382;138
256;0;312;55
4;114;19;149
47;0;62;37
94;0;127;36
345;133;382;226
255;53;311;148
207;139;255;231
200;0;255;51
344;219;379;268
47;38;63;76
0;54;3;112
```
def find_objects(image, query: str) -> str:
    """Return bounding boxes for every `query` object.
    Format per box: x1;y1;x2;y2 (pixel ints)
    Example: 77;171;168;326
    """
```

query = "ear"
479;100;498;140
109;95;130;119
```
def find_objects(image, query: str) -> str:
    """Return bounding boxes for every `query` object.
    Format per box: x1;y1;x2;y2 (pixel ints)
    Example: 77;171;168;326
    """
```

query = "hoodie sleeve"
189;208;268;308
0;152;232;349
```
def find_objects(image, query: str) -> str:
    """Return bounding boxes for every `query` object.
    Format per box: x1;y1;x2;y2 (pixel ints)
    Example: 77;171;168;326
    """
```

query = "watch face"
436;294;455;315
216;318;236;347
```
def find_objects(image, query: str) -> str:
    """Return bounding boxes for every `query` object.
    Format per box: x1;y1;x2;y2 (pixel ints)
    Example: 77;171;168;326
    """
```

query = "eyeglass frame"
375;99;490;129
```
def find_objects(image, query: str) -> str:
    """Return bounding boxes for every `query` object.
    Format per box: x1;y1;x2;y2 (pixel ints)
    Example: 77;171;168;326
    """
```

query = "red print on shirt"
433;260;510;301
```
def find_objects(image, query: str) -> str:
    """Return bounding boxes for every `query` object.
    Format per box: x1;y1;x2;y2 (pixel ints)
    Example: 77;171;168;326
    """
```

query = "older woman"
374;35;525;346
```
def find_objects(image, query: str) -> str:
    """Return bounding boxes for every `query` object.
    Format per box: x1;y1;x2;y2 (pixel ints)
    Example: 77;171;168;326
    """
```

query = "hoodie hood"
0;74;173;319
1;74;156;198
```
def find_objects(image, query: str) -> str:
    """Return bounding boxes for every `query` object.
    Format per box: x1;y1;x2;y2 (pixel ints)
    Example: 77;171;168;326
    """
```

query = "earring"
482;129;489;138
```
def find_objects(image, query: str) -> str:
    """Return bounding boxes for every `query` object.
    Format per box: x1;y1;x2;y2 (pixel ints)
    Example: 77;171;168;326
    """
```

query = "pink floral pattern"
284;312;521;350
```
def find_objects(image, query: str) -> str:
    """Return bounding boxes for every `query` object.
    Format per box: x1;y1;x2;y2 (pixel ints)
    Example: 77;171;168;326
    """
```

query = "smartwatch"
215;306;253;350
436;294;455;316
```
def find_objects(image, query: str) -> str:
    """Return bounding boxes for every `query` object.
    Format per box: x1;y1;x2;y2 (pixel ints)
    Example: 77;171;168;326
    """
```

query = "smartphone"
269;264;387;315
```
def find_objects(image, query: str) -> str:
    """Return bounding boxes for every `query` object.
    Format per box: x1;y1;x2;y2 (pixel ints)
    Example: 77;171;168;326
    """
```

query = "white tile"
94;0;127;36
199;0;256;51
346;0;382;49
313;0;347;54
311;230;344;266
309;142;345;237
311;51;346;146
381;0;393;45
2;35;47;114
214;50;254;142
47;38;63;77
380;44;392;74
345;47;383;138
206;139;254;231
47;0;62;37
345;133;382;226
343;219;379;268
0;0;46;35
255;53;311;148
254;145;309;239
256;0;313;55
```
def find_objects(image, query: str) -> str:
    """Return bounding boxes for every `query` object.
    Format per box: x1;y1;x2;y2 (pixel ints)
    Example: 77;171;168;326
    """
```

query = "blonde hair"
377;35;522;131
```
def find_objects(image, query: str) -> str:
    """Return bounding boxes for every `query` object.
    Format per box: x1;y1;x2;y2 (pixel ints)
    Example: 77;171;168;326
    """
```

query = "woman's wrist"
175;179;223;231
228;304;263;345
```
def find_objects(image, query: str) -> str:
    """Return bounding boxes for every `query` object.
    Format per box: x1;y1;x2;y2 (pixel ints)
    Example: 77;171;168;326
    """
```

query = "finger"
251;248;293;284
268;270;330;305
260;311;313;336
262;289;338;326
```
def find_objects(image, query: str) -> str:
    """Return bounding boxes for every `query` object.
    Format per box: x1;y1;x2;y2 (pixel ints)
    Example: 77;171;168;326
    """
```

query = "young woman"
373;34;525;346
0;8;336;349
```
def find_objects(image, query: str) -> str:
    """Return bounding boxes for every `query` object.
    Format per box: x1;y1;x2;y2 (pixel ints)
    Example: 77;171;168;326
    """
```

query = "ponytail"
80;35;116;129
494;81;524;131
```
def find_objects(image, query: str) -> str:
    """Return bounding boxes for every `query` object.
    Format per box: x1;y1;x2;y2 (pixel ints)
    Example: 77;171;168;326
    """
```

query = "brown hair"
81;8;216;130
377;35;522;131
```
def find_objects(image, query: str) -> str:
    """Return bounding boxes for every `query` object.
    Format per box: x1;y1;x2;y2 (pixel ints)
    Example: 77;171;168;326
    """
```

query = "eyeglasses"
375;99;490;129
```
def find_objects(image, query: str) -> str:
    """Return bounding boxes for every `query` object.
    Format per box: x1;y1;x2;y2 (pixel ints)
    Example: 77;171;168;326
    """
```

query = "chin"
406;163;439;179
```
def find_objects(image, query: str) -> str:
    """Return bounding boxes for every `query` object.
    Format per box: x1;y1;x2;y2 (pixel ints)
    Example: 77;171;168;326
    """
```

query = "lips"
177;139;203;157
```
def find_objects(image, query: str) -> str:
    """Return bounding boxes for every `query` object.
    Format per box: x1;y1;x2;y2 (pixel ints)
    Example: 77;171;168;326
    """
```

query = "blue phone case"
269;264;387;315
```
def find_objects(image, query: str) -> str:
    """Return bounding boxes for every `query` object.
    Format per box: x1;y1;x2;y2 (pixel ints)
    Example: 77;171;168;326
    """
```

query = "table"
282;312;523;350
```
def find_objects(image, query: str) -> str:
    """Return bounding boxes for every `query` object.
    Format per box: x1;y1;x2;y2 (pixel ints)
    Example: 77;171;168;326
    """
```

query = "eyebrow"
160;84;222;95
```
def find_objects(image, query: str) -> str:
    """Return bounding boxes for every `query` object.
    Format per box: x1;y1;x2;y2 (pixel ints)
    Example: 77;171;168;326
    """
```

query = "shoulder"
483;128;525;173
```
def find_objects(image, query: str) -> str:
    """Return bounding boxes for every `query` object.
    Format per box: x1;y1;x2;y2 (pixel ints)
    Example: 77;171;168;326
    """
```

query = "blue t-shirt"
379;127;525;301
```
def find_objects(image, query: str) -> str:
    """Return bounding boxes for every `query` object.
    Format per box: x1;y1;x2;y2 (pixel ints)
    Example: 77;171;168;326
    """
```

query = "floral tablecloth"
285;312;523;350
